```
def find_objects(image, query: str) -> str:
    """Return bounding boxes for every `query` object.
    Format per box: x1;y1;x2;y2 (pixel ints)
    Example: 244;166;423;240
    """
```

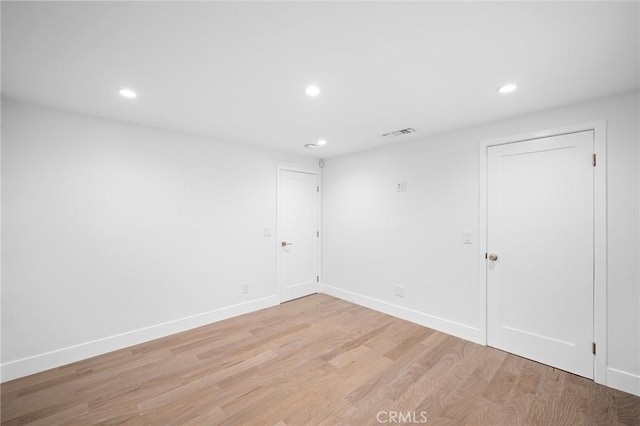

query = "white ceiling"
2;1;639;158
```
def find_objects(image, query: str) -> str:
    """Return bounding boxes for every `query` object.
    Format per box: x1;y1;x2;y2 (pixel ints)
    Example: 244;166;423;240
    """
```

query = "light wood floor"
2;294;639;425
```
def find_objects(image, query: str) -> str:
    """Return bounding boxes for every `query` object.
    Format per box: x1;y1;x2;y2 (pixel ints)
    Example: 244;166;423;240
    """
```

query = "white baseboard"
607;367;640;397
1;295;279;383
7;288;636;398
320;283;482;345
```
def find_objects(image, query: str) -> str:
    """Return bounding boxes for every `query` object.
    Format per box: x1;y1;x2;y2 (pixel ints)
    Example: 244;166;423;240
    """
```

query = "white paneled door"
487;131;594;379
278;168;320;302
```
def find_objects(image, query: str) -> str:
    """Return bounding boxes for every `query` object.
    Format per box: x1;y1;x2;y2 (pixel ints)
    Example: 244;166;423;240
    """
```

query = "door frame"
276;164;322;303
478;120;607;384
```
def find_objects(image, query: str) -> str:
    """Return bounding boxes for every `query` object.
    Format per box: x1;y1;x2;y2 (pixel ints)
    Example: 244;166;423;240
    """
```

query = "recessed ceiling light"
119;88;137;99
317;139;327;146
498;83;517;94
305;85;320;97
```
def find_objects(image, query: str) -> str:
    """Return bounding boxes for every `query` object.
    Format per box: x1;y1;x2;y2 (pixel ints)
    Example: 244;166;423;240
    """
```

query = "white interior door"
278;168;320;302
487;130;594;379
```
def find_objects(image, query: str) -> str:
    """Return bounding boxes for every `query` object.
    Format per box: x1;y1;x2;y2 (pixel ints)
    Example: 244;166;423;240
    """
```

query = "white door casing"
277;167;320;302
479;121;607;385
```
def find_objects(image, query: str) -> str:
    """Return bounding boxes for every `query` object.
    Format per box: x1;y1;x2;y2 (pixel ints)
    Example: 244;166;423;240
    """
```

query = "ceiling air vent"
382;128;416;137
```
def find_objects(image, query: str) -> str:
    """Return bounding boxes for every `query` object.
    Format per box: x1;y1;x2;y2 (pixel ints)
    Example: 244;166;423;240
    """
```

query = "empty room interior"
1;1;640;424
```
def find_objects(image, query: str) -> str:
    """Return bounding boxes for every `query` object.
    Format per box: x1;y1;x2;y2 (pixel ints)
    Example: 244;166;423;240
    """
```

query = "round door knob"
488;253;498;261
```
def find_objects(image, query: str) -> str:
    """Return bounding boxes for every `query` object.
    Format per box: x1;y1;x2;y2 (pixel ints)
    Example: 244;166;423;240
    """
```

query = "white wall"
1;98;317;380
321;90;640;396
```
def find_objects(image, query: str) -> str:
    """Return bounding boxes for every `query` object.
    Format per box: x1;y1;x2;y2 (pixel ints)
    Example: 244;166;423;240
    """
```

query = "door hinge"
317;185;320;193
317;230;319;237
592;153;596;167
592;342;596;355
317;275;319;283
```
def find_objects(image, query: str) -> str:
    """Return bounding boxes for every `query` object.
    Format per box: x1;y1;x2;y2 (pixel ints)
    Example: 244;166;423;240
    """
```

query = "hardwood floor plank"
383;339;471;417
483;352;525;403
383;327;433;361
345;339;428;406
463;396;504;425
615;389;640;425
2;294;638;425
440;347;508;423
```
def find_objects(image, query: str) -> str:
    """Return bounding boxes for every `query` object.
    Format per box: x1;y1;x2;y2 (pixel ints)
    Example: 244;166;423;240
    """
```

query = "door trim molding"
478;120;607;385
276;164;322;303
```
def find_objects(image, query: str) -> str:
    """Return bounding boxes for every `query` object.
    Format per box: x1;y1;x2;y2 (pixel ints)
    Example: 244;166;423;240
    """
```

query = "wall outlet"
395;285;405;298
397;181;407;192
241;283;249;294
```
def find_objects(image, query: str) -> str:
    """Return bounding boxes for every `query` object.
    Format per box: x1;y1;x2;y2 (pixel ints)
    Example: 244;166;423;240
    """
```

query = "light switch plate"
463;231;472;244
